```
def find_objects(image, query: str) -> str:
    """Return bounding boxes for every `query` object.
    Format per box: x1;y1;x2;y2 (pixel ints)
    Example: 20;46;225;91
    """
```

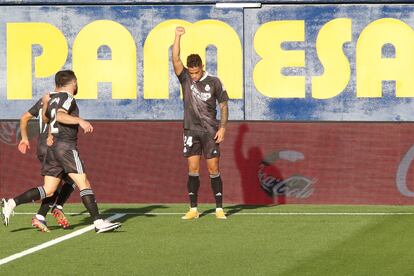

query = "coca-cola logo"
0;122;20;146
258;150;316;199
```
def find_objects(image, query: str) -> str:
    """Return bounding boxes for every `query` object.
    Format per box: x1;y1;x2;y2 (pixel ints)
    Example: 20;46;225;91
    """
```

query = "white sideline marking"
229;212;414;216
0;213;125;266
14;212;414;216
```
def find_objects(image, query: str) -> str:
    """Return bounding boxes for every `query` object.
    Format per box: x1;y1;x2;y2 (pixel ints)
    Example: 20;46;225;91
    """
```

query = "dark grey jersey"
27;98;48;145
178;68;229;136
47;92;79;143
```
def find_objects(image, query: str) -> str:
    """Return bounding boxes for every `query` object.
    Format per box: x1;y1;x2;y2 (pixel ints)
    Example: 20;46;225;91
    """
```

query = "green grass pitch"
1;204;414;275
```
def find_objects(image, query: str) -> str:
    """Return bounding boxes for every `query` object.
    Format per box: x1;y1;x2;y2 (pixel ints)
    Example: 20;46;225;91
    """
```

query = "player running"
2;70;121;233
18;95;75;232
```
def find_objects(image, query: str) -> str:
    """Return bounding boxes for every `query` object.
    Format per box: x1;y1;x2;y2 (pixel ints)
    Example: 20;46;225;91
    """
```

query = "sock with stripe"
187;173;200;208
14;186;46;206
210;174;223;208
55;181;76;207
80;189;100;221
37;190;58;217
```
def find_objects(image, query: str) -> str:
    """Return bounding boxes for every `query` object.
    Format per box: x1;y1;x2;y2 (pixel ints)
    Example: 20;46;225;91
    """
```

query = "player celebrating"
18;95;75;232
2;70;121;233
172;26;229;220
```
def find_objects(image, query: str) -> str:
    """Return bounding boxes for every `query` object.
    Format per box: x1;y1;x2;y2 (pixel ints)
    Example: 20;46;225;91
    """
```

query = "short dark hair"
186;54;202;68
55;70;77;88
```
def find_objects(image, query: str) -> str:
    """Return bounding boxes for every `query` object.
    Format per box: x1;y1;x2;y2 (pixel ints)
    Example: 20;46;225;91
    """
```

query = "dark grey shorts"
42;141;86;177
183;129;220;159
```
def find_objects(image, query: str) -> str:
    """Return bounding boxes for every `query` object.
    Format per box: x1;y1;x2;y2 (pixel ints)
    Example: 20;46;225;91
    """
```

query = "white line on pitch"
0;213;125;266
227;212;414;216
14;212;414;216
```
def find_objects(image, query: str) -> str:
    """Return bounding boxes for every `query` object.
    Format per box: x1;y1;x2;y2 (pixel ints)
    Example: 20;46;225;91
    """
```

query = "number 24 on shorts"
183;136;193;152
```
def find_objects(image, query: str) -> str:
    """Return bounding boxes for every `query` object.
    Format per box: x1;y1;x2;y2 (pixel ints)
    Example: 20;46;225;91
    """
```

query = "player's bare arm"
18;112;33;154
172;26;185;75
214;101;228;144
56;109;94;133
41;92;50;123
46;125;54;146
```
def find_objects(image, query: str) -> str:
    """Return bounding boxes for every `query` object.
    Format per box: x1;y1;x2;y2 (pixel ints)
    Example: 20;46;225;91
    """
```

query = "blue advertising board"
1;4;414;121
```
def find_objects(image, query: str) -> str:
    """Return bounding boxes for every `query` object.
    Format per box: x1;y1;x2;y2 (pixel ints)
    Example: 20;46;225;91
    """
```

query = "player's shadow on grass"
68;204;169;228
200;204;278;218
11;224;69;232
11;205;169;232
10;224;72;233
101;204;169;223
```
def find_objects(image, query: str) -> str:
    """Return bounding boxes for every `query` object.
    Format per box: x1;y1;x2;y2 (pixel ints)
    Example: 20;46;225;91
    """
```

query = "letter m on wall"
144;19;243;99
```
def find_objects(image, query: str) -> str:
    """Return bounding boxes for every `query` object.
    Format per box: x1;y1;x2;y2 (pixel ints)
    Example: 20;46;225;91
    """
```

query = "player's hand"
79;119;93;134
214;127;226;144
46;134;54;146
18;139;30;154
41;92;50;105
176;26;185;36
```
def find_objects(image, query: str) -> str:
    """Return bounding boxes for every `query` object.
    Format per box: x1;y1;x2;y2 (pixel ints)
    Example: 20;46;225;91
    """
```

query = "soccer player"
19;96;75;232
2;70;121;233
172;26;229;220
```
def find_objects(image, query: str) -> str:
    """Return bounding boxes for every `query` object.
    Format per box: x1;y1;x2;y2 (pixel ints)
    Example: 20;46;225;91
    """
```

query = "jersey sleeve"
178;68;190;84
214;78;229;103
57;93;76;113
27;99;42;117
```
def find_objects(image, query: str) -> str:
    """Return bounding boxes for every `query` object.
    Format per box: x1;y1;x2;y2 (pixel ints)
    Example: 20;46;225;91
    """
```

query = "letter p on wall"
7;23;68;99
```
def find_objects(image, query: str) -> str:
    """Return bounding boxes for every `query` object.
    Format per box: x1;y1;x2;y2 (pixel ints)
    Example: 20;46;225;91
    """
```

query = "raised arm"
214;101;228;144
18;112;34;154
172;26;185;76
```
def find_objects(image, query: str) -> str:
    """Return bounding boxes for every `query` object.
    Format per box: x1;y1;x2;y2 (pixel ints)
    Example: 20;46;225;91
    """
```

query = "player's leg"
56;145;120;233
206;157;226;219
182;155;201;220
182;130;202;220
188;155;201;208
55;175;76;207
37;192;58;218
51;174;76;229
52;142;118;232
31;176;62;231
67;173;98;220
68;173;121;233
204;134;226;219
34;142;57;223
33;191;58;232
35;155;60;227
29;144;64;230
1;176;61;227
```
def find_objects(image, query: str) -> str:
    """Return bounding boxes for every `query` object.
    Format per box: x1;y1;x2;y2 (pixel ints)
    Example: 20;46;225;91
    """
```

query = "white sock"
190;207;197;211
216;208;223;211
93;219;103;226
8;199;16;209
35;214;45;221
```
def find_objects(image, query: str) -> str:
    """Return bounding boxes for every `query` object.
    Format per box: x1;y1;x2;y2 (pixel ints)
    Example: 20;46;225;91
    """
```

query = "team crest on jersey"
191;84;211;101
205;84;211;92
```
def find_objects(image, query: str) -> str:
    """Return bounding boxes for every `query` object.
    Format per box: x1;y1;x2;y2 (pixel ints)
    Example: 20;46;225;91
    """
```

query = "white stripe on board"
13;212;414;216
0;213;125;266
